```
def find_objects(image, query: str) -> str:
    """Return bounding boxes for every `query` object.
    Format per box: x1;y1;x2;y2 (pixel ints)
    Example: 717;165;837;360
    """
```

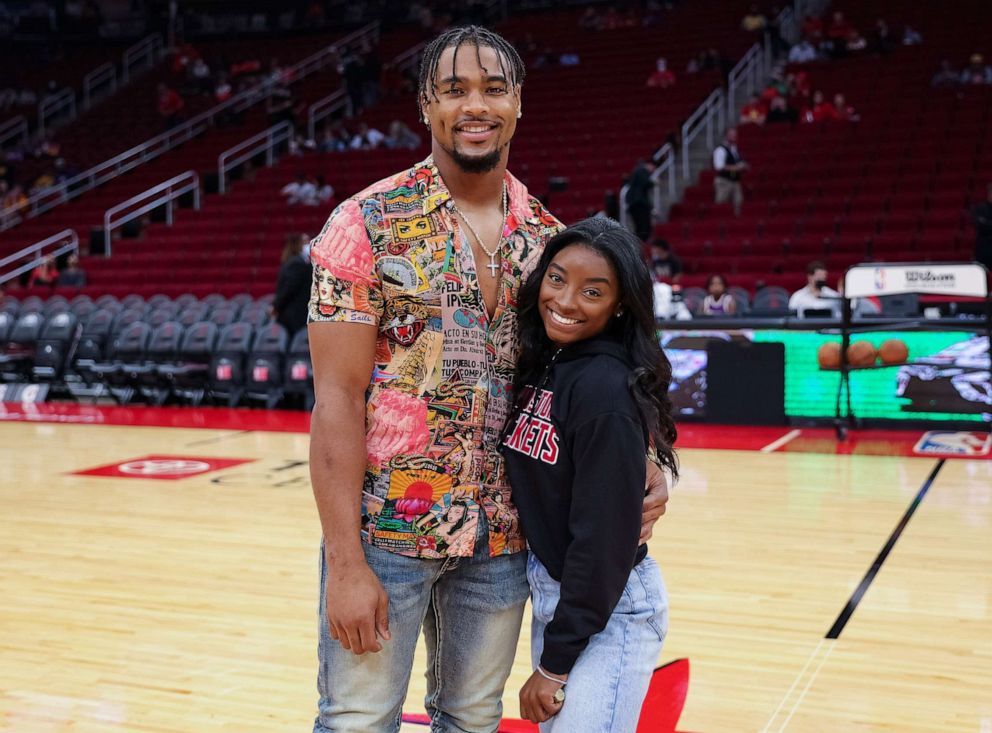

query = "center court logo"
72;454;255;480
118;459;212;476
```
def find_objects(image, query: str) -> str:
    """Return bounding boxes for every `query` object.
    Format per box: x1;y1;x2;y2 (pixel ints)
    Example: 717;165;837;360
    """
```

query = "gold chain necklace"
450;184;508;277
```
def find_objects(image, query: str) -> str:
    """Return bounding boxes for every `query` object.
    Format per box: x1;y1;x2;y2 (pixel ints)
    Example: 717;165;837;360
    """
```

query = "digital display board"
660;329;990;422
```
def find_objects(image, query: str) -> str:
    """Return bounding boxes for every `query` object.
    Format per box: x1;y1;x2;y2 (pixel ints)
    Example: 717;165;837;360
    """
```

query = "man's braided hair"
417;25;525;115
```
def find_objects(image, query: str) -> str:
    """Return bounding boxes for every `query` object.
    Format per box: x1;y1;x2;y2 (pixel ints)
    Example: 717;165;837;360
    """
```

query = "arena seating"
1;27;421;256
661;0;992;301
0;291;314;408
6;1;761;298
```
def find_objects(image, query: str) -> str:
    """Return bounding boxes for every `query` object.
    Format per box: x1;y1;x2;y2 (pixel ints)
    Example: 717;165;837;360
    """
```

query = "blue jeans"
527;552;668;733
314;536;529;733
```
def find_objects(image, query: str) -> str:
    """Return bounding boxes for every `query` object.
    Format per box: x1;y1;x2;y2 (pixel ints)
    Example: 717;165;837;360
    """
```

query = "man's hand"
519;669;566;723
325;556;390;655
640;461;670;543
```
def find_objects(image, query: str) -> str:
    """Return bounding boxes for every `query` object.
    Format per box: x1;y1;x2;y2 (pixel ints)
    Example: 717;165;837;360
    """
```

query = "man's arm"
309;320;390;655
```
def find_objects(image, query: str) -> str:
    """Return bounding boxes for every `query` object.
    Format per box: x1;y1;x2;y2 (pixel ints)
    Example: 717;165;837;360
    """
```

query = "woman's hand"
519;669;566;723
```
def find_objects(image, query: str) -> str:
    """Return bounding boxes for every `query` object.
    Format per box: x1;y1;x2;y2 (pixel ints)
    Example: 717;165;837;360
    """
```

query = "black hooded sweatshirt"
501;336;649;675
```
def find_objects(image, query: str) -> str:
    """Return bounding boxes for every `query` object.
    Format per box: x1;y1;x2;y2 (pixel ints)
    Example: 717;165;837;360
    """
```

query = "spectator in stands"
845;30;868;55
56;253;87;288
801;15;823;40
273;233;313;336
1;183;27;213
741;4;767;31
653;281;692;320
931;61;960;88
789;260;840;317
901;25;922;46
28;255;58;288
713;127;747;216
826;11;853;42
961;54;992;86
972;183;992;271
156;84;185;131
190;57;212;94
362;45;382;108
871;18;893;54
833;93;860;121
318;124;349;152
350;123;386;150
625;160;655;242
766;95;798;125
314;176;334;205
214;74;233;102
646;57;676;88
650;239;682;282
578;7;602;31
281;173;316;206
341;48;366;116
788;39;819;64
802;90;837;123
740;95;767;125
701;274;736;315
385;120;421;150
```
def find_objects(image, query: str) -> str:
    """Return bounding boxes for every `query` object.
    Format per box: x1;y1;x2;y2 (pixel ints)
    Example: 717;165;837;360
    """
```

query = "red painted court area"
3;402;988;459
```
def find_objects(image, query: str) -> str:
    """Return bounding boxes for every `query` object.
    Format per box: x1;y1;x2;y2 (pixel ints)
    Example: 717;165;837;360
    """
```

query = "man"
972;183;992;271
625;159;655;242
713;127;747;216
307;26;668;733
789;260;841;317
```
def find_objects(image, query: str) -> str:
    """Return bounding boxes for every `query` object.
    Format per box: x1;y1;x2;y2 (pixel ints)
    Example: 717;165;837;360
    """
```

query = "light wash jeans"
527;552;668;733
314;531;529;733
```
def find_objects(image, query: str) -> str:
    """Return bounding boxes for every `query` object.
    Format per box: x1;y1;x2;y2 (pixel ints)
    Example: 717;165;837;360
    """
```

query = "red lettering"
539;427;559;464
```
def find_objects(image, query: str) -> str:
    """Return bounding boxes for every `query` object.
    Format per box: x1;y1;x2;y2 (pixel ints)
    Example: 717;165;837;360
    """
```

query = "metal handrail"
727;44;762;121
681;88;724;180
0;229;79;287
309;37;422;139
122;33;164;84
103;171;200;256
308;91;348;140
83;62;118;110
38;87;76;137
0;21;380;233
218;121;294;194
0;115;28;151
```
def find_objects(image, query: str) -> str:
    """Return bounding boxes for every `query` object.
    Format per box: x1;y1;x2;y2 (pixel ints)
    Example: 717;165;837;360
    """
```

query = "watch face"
553;688;566;704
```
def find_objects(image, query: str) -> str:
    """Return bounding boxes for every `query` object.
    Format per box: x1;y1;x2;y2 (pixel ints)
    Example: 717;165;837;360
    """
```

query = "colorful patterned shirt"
308;157;563;559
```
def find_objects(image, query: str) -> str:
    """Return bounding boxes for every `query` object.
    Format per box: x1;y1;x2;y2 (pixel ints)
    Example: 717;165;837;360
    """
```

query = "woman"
701;273;736;315
272;233;312;336
28;255;58;288
502;217;678;731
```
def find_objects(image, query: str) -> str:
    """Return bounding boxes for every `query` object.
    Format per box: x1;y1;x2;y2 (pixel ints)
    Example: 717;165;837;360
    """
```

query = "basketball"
817;342;841;369
846;340;878;367
879;339;909;365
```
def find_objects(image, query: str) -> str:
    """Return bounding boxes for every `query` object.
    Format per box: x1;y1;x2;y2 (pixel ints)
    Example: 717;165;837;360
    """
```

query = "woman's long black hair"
513;217;678;479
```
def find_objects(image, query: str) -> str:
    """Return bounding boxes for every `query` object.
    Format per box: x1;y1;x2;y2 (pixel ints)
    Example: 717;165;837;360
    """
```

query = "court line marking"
185;430;255;447
760;429;802;453
825;458;946;639
761;639;836;733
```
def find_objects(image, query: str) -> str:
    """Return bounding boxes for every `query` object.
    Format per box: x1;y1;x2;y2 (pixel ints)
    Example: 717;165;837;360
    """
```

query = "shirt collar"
412;156;533;232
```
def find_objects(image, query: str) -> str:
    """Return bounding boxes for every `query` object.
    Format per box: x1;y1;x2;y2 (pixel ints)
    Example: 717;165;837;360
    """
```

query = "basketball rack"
832;261;992;440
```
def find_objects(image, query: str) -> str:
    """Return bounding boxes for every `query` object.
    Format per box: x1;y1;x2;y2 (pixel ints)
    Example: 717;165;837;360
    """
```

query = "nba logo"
253;365;270;382
216;363;233;381
291;362;309;380
873;268;886;291
913;431;991;456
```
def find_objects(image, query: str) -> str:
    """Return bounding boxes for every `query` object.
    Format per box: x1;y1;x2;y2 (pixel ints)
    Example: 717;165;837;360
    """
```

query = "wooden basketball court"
1;406;989;732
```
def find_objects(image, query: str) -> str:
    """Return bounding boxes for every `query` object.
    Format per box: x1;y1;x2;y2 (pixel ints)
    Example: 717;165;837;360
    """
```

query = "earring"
517;111;522;119
615;310;623;318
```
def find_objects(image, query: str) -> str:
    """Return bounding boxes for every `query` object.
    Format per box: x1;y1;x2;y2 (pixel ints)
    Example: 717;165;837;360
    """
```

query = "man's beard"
446;141;505;174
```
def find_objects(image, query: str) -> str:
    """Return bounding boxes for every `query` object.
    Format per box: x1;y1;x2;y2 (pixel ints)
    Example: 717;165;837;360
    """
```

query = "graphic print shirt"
502;337;649;674
308;157;563;559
